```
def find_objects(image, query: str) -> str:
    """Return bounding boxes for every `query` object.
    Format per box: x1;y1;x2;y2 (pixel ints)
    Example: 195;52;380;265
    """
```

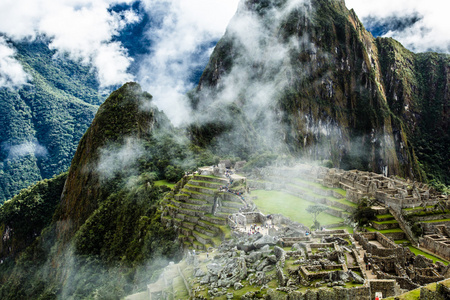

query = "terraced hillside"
162;175;244;250
125;260;192;300
363;207;405;242
403;206;450;235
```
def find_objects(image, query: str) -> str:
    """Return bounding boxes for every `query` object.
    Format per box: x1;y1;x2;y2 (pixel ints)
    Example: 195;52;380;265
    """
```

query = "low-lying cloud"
96;137;145;181
2;140;48;160
0;37;30;88
192;0;316;153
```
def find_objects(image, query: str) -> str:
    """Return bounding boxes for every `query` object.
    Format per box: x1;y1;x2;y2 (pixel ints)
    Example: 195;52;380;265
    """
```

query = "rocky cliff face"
191;0;449;183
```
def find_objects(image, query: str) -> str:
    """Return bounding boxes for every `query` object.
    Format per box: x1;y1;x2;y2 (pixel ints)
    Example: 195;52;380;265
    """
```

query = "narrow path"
353;240;377;280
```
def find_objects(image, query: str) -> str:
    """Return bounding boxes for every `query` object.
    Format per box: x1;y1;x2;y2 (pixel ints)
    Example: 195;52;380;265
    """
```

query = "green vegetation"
422;218;450;223
331;226;354;234
373;219;398;225
352;199;376;227
251;190;343;227
0;172;67;258
386;288;421;300
306;205;328;229
154;180;175;188
0;83;203;299
408;246;448;265
0;40;101;203
365;227;403;234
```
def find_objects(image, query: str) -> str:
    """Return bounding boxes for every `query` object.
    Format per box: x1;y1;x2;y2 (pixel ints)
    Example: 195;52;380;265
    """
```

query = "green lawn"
365;227;403;234
286;183;355;211
376;214;394;219
251;190;344;227
403;205;435;212
394;239;410;244
384;278;450;299
408;246;449;265
421;218;450;223
331;226;354;234
154;180;175;188
373;219;398;224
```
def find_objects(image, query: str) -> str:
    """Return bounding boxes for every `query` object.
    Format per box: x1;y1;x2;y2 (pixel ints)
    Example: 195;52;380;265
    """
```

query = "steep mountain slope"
376;38;450;184
191;0;449;183
0;82;220;299
0;39;101;203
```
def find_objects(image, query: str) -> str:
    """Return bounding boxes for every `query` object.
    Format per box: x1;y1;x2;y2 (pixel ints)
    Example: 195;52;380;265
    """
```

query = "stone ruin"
420;225;450;262
190;229;371;299
145;164;450;299
250;163;448;210
354;232;448;292
319;168;449;210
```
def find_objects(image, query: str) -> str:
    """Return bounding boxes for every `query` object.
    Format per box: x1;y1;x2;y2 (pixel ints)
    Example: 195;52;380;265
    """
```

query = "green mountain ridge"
0;0;448;299
0;39;102;203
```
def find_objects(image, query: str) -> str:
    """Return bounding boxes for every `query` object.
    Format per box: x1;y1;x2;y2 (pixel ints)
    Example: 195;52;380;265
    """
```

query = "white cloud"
192;0;314;153
0;37;30;88
0;0;138;87
137;0;240;126
345;0;450;53
2;141;48;159
97;138;145;181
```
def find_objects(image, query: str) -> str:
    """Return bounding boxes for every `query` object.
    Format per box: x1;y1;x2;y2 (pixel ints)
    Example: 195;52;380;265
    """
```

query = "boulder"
194;267;206;277
234;282;244;290
253;234;278;249
207;263;222;276
274;246;285;261
246;251;262;263
200;275;210;285
338;271;349;282
237;242;256;253
349;270;365;284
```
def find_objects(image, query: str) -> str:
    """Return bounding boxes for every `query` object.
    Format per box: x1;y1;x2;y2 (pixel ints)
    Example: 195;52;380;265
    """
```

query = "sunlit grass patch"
154;180;175;188
251;190;343;227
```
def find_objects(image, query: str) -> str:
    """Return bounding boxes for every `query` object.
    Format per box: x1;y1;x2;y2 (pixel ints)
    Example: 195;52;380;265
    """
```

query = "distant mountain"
191;0;449;185
0;39;101;203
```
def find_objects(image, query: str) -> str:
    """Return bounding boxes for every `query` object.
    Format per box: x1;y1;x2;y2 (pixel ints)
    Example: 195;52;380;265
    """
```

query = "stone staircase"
162;175;245;250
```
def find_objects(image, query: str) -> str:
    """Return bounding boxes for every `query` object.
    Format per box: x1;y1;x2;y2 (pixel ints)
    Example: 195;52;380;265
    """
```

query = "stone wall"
240;212;266;224
319;168;447;210
420;282;450;300
369;279;400;299
354;232;403;258
266;286;371;300
375;271;420;290
420;234;450;260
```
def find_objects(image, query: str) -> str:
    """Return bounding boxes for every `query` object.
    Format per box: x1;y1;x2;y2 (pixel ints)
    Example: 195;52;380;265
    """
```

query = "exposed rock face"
191;0;449;183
